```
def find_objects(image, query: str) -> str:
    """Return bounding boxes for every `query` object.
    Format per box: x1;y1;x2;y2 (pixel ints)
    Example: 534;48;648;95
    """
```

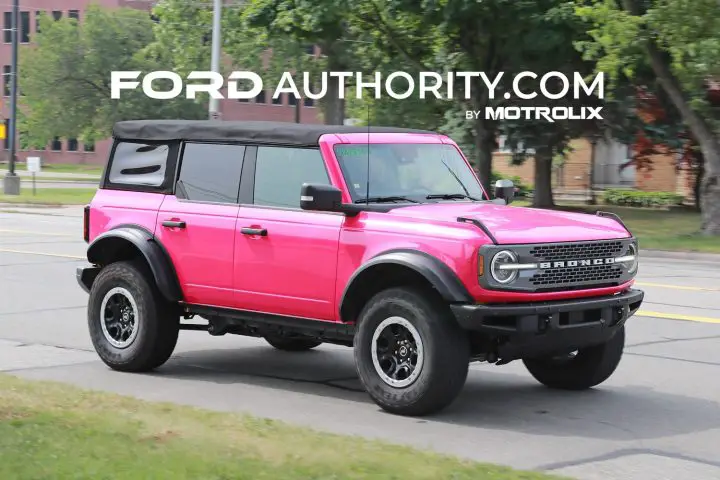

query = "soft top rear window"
105;140;173;190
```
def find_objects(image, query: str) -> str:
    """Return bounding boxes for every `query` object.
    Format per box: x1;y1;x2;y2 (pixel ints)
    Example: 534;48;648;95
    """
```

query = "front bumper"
450;288;644;360
76;265;101;294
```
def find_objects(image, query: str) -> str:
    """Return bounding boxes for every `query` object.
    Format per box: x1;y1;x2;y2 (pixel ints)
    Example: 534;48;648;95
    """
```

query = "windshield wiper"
355;195;419;204
426;193;481;201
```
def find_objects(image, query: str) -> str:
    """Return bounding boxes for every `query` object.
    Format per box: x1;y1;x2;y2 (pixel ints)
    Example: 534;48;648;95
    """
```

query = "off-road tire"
353;286;470;416
522;326;625;390
264;335;322;351
88;260;179;372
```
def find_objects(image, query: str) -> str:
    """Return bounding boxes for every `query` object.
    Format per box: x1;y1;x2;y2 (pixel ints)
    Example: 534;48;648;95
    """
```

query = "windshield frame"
331;141;489;204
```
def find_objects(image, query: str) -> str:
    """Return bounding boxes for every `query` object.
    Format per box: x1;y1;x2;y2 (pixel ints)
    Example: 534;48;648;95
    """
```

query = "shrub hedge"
602;189;684;208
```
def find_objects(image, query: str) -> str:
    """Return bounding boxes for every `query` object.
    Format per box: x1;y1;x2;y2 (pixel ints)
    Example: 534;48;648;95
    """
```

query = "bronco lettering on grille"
539;258;616;269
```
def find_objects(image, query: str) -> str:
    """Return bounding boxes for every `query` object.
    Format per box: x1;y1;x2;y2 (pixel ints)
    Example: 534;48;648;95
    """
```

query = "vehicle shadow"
146;342;720;442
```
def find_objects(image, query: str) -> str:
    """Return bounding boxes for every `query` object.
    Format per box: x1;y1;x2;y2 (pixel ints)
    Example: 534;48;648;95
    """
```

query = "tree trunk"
533;148;555;209
473;120;494;197
321;51;346;125
622;0;720;235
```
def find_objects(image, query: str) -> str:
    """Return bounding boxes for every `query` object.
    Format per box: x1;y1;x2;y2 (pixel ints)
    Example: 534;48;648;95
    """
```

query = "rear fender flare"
86;226;182;302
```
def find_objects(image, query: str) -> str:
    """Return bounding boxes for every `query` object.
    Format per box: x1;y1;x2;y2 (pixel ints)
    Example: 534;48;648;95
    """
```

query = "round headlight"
490;250;518;284
627;243;638;274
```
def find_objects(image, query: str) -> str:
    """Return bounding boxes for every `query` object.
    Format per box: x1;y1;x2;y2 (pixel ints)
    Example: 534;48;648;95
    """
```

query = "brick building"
0;0;321;167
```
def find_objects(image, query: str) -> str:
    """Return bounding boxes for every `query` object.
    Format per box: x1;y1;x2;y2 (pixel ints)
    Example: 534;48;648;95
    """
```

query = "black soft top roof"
112;120;436;147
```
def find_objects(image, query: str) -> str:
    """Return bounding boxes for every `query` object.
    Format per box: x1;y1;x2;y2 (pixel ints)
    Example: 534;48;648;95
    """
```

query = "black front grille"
525;240;630;291
530;264;623;287
529;241;625;261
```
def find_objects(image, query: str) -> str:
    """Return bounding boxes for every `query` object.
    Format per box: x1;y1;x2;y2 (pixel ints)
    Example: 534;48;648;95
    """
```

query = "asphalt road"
1;206;719;480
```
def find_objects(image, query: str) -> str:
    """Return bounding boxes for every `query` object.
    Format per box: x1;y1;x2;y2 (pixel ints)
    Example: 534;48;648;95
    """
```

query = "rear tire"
88;260;179;372
264;335;322;351
353;286;470;416
522;326;625;390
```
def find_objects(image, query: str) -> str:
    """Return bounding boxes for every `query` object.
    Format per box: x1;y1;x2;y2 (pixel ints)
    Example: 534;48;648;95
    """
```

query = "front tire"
353;286;470;416
88;260;179;372
522;326;625;390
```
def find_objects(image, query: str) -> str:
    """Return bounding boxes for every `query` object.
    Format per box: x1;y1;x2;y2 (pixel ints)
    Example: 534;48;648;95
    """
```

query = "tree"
18;5;205;147
576;0;720;235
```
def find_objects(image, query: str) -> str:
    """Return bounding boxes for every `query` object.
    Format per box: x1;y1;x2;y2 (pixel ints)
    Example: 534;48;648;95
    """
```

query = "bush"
603;189;684;208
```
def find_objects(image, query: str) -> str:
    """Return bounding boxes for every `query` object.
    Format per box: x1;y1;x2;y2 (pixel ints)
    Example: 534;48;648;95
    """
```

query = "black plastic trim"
339;249;473;322
76;265;101;294
182;303;355;343
85;225;183;301
596;210;632;236
451;288;644;334
457;216;498;244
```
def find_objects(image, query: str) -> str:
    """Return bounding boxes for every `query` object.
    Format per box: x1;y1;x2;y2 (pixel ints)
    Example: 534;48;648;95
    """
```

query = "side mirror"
300;183;343;212
494;179;515;204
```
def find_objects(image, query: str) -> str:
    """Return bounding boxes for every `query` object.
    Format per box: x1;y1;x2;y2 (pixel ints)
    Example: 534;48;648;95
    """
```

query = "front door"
233;145;343;320
156;142;246;308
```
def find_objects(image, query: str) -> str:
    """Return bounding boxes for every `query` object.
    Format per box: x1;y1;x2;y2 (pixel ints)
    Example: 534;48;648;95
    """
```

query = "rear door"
233;145;343;320
156;142;245;308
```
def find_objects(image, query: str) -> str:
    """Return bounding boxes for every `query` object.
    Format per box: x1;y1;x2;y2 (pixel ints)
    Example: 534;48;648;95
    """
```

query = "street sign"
0;123;5;140
27;156;41;173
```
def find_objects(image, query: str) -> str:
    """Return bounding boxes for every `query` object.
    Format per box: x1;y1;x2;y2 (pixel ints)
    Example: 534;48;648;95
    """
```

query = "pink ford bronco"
77;119;644;416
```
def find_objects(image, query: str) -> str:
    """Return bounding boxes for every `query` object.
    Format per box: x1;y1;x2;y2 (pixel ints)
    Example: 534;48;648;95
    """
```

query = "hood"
388;202;631;244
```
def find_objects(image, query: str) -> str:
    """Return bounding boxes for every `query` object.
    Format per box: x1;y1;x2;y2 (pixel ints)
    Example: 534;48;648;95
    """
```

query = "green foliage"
603;188;684;208
18;5;205;146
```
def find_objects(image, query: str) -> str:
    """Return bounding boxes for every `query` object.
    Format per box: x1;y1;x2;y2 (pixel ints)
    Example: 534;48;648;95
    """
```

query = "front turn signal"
477;254;484;277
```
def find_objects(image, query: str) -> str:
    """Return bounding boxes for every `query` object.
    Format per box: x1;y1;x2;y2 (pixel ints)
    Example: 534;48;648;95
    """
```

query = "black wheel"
522;326;625;390
353;286;470;416
264;335;322;351
88;260;179;372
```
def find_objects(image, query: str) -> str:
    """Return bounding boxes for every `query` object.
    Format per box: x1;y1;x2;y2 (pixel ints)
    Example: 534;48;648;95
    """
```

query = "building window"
3;12;11;43
67;138;78;151
304;44;314;55
35;11;42;33
20;11;29;42
2;65;9;96
271;93;282;105
254;90;266;103
68;10;79;21
52;11;61;21
304;97;314;107
84;142;95;152
50;137;62;151
288;94;298;106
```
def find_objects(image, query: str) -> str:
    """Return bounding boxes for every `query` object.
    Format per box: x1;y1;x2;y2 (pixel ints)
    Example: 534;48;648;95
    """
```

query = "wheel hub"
100;287;140;349
370;316;424;388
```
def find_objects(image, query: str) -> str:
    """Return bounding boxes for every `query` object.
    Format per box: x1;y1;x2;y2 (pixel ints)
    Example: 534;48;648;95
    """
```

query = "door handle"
241;227;267;236
162;220;186;228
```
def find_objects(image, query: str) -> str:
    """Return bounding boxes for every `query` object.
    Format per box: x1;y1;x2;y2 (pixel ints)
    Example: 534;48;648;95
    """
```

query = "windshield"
334;143;487;203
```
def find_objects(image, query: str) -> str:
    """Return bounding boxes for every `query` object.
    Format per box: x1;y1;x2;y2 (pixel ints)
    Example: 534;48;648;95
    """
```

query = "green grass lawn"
0;374;568;480
0;188;96;205
513;200;719;253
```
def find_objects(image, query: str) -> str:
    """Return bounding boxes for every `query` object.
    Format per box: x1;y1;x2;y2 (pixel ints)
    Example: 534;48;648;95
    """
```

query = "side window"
108;141;169;187
176;143;245;203
253;146;330;208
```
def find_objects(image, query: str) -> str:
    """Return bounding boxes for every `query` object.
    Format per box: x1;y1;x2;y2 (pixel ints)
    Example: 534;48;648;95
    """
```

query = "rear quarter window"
106;141;171;188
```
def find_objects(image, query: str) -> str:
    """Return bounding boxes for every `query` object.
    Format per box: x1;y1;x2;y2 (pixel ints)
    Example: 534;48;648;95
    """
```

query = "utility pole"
2;0;20;195
208;0;222;120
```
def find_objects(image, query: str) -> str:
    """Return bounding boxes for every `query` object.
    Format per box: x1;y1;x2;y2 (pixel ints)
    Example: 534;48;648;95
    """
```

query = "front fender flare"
339;249;473;322
86;226;182;302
